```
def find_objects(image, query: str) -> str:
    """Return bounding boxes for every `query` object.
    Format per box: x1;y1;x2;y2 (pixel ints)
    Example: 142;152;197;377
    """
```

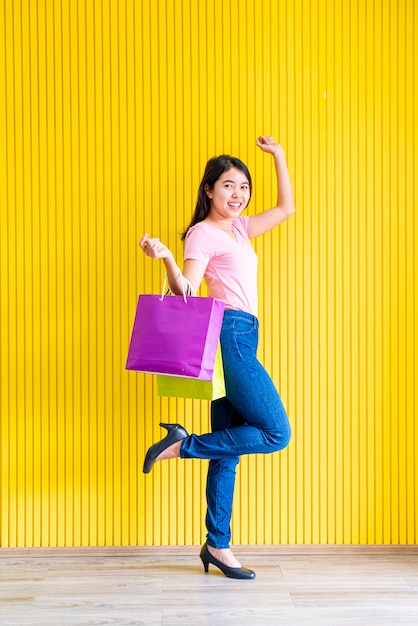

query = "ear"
204;184;213;198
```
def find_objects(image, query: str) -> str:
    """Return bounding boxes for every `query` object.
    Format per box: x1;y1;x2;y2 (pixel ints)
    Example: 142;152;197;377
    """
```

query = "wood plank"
1;544;418;558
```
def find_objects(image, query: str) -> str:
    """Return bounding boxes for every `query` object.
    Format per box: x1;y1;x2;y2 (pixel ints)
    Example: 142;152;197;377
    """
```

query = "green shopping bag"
156;344;226;400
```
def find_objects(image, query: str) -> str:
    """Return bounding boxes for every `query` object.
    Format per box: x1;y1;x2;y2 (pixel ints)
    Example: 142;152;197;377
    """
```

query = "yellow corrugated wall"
1;0;417;548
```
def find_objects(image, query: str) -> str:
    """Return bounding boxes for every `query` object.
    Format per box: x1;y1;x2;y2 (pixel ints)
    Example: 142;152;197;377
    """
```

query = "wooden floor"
1;550;418;625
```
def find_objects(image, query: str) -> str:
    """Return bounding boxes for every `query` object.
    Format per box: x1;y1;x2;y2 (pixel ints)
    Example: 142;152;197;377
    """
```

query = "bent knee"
266;423;291;452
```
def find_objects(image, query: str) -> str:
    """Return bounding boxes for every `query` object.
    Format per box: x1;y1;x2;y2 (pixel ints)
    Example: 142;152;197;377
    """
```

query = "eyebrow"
222;179;249;184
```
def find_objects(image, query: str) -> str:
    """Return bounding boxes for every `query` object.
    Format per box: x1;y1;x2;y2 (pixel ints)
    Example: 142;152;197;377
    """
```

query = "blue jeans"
180;310;291;549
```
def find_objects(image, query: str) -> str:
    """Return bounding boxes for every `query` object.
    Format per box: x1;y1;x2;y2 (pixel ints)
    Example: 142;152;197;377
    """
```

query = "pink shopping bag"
126;292;225;380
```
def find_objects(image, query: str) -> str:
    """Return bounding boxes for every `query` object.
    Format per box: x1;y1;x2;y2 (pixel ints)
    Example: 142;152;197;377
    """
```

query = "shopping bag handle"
160;274;190;303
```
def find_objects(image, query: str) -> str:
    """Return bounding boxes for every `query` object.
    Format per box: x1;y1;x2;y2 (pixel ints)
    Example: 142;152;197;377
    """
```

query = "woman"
139;136;295;579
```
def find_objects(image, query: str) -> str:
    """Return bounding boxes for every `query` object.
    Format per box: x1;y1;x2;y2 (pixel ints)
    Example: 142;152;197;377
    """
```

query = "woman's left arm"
248;136;296;238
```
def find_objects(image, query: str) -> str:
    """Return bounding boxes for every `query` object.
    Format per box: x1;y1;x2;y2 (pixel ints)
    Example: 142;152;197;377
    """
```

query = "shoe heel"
159;422;176;432
200;557;209;573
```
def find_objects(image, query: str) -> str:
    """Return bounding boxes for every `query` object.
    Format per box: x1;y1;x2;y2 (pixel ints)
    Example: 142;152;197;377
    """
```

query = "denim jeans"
180;310;291;549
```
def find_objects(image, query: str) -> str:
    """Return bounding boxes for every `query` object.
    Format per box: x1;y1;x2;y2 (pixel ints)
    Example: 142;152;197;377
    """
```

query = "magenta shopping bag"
126;293;225;380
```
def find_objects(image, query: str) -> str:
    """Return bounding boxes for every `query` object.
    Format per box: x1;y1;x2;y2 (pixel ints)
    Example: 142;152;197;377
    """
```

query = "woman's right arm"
139;233;206;295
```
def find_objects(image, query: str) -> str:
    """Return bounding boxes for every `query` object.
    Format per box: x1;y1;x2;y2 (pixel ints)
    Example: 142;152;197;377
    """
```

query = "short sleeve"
184;224;215;265
237;215;251;235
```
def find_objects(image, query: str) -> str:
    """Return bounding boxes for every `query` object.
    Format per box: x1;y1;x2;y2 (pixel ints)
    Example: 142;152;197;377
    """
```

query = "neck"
205;217;233;232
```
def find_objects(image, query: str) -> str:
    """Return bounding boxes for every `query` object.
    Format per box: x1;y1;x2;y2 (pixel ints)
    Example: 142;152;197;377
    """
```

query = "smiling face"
205;167;251;220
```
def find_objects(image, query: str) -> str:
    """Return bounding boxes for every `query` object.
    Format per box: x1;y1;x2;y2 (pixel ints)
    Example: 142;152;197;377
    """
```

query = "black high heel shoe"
142;423;188;474
200;543;256;580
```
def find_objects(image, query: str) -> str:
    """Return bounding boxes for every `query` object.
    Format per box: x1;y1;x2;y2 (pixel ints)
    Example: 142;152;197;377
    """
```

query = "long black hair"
181;155;252;240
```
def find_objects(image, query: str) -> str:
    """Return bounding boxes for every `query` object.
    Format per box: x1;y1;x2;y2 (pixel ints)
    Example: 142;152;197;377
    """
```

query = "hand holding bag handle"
160;273;195;303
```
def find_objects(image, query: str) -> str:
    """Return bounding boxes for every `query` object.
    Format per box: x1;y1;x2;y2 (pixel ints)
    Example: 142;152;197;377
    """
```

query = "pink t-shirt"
184;216;258;316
